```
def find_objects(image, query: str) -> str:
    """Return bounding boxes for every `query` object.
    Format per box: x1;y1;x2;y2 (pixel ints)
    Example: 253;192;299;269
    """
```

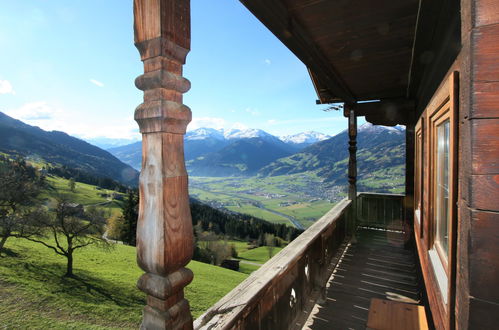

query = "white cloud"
6;101;58;120
187;117;226;131
6;101;140;140
0;80;15;95
245;107;260;116
90;79;104;87
264;59;272;65
73;122;140;140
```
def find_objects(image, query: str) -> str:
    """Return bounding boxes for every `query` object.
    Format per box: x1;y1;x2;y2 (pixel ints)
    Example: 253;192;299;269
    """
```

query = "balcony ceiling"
241;0;420;104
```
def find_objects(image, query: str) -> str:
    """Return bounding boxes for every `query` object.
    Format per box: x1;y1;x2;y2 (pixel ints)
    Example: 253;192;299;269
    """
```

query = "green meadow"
0;237;248;329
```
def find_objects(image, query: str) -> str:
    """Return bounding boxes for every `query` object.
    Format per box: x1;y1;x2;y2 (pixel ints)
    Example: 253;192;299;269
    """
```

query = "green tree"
0;156;46;255
265;233;276;259
68;178;76;192
27;198;109;277
120;190;138;246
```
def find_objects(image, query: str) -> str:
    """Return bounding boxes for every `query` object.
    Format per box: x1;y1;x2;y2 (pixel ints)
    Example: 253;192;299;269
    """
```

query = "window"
420;71;458;307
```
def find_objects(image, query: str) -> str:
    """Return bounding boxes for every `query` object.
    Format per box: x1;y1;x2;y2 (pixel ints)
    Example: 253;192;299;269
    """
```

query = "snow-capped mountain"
185;127;225;141
357;123;405;134
280;131;331;146
223;128;279;141
109;127;330;171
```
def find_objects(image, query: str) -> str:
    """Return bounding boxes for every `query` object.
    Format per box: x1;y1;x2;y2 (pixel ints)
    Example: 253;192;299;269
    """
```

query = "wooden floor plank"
303;228;424;330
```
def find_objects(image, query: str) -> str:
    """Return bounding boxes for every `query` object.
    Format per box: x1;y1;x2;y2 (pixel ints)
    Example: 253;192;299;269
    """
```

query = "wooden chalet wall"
456;0;499;328
412;1;499;329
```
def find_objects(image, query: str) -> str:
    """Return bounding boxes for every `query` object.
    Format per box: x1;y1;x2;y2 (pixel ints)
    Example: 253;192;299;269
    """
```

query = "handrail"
356;192;405;231
357;191;405;198
194;198;352;330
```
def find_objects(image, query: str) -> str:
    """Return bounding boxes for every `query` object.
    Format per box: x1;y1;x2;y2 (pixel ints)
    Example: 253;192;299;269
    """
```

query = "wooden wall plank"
468;297;499;329
469;210;499;302
473;24;499;82
471;119;499;174
455;200;471;329
475;0;499;27
470;174;499;211
472;82;499;118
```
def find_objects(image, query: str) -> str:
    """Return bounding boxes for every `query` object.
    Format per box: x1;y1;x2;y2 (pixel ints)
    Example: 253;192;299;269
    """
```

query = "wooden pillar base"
138;269;194;329
141;298;192;330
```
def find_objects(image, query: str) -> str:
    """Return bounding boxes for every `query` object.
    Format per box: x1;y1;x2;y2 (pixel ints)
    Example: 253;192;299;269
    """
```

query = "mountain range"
0;110;405;192
259;124;406;190
0;112;138;186
107;128;331;171
107;124;405;192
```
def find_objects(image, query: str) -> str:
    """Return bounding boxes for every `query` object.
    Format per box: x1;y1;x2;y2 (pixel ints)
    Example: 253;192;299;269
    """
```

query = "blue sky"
0;0;356;143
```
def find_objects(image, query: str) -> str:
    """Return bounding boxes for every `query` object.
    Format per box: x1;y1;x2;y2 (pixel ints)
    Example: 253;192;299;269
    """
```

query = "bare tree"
0;156;46;255
27;198;109;277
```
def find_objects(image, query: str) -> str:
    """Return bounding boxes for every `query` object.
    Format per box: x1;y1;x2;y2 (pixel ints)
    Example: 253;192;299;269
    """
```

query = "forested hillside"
0;112;138;186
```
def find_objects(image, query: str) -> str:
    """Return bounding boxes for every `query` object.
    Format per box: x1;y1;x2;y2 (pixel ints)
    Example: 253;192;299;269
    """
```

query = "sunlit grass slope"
0;238;248;329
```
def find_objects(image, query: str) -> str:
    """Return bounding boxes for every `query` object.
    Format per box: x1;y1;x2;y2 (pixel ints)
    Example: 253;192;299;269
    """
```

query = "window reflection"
435;120;450;258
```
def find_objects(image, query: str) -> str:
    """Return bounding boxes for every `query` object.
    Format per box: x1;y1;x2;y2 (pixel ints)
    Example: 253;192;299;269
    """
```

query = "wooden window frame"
424;71;458;308
414;118;424;238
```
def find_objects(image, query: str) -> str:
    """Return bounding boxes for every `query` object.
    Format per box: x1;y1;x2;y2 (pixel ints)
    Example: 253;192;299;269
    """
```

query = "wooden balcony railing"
356;192;405;231
194;198;352;330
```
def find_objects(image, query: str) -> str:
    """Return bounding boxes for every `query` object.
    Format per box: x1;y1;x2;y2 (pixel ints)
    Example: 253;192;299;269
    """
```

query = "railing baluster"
355;193;405;230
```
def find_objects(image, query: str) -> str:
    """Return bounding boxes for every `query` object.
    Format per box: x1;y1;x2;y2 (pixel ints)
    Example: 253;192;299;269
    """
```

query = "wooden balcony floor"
302;228;423;330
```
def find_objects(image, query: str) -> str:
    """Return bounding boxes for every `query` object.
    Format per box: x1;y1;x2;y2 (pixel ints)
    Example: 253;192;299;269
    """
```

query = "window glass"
415;131;422;224
435;119;450;257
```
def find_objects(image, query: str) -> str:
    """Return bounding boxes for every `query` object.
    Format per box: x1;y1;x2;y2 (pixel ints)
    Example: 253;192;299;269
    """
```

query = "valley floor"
189;173;343;229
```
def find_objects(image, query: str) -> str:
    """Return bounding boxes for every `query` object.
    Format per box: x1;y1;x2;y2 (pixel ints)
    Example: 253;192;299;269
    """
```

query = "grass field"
0;237;248;329
237;246;283;264
238;263;260;274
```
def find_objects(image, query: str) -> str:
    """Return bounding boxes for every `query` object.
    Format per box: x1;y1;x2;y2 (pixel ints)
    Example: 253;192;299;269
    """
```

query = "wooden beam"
240;0;356;104
133;1;194;329
345;99;415;126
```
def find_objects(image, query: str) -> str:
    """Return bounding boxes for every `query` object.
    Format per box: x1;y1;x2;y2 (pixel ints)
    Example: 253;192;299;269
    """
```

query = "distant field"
0;238;248;329
189;173;335;228
225;204;290;224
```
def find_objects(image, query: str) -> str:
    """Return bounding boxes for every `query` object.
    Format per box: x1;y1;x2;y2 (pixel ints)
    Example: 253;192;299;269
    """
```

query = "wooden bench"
367;298;429;330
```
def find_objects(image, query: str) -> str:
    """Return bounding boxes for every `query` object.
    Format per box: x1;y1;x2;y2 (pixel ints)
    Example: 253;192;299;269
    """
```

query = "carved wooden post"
133;1;194;329
347;107;357;239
